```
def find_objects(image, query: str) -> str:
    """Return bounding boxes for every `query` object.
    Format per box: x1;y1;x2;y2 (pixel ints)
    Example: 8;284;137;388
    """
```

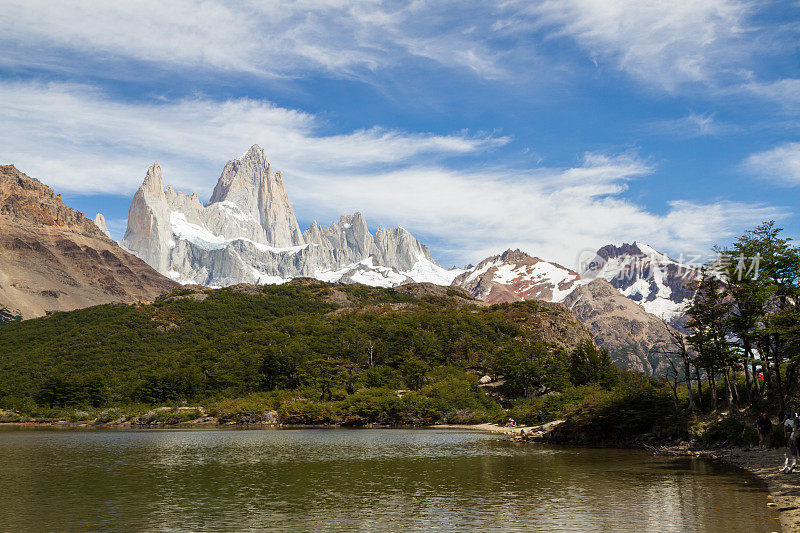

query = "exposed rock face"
581;242;698;323
122;145;462;287
0;165;178;318
452;249;588;304
209;145;303;247
562;279;675;374
93;213;111;237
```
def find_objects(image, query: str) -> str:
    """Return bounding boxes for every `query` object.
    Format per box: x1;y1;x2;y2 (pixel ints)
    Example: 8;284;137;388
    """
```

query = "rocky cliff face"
209;145;303;247
93;213;111;237
0;165;177;318
562;279;676;374
580;241;698;323
122;145;461;287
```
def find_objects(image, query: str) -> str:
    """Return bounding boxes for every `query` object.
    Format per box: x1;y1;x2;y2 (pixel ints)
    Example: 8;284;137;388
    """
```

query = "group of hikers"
504;411;545;429
756;412;800;474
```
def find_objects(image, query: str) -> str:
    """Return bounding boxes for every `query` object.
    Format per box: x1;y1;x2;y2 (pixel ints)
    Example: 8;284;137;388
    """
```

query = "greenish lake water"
0;428;780;531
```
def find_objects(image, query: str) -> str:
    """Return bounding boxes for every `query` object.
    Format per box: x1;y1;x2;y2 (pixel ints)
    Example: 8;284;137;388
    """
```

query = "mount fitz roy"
121;145;458;288
115;144;699;374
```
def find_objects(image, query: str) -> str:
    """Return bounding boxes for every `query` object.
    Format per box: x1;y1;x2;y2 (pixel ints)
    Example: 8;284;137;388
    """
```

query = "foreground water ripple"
0;428;779;532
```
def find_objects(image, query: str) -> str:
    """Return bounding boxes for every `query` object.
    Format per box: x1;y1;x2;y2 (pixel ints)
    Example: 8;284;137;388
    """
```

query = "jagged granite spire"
210;144;303;247
93;213;111;237
122;162;173;273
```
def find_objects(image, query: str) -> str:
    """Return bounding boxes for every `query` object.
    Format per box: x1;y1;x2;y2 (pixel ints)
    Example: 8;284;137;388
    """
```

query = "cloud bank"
0;80;783;267
0;0;783;94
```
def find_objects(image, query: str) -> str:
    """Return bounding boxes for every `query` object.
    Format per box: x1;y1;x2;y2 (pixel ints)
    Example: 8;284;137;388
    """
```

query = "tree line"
659;221;800;418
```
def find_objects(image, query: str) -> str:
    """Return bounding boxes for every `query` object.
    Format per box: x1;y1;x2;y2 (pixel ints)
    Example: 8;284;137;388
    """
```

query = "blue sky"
1;0;799;268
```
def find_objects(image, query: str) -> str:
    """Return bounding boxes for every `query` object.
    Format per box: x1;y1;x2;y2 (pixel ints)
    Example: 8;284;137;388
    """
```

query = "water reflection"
0;429;780;531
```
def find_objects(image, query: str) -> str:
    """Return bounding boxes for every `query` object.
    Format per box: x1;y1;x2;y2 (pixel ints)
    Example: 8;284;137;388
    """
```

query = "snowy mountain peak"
122;146;462;289
452;248;588;304
582;242;698;322
597;241;671;263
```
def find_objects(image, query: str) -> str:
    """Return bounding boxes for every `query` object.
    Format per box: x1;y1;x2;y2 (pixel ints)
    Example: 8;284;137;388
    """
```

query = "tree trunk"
752;361;761;398
695;368;704;411
787;362;799;398
743;360;752;404
762;345;773;406
731;367;741;405
743;339;755;403
773;344;786;416
708;372;718;412
670;381;680;412
723;369;735;410
684;359;695;412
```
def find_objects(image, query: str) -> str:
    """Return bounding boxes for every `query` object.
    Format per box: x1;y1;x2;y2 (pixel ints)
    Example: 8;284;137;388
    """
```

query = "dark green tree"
568;341;618;388
686;271;735;411
0;307;21;325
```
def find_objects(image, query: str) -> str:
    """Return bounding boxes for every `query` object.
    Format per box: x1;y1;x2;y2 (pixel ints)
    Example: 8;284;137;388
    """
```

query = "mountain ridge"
121;145;460;288
0;165;177;318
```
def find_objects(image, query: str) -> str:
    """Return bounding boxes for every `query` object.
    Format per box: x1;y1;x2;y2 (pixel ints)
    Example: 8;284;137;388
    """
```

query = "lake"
0;428;780;531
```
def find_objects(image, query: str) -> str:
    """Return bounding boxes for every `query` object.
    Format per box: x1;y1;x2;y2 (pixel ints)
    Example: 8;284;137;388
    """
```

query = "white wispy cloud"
518;0;752;90
743;142;800;186
744;78;800;111
0;0;773;95
0;81;507;196
0;1;516;80
647;112;735;138
0;80;781;267
289;160;782;267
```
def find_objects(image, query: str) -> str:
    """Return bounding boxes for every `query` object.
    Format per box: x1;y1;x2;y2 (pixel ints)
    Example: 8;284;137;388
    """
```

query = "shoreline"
0;419;558;433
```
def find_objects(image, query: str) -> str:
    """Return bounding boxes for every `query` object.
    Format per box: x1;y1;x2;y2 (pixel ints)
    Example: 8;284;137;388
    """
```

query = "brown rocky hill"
562;279;674;374
0;165;178;318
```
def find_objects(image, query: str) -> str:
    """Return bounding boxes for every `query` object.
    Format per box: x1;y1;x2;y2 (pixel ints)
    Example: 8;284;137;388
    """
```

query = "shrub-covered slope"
0;279;595;415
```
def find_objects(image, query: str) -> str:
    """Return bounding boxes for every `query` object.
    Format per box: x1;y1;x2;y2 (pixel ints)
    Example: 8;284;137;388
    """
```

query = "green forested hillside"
0;280;623;424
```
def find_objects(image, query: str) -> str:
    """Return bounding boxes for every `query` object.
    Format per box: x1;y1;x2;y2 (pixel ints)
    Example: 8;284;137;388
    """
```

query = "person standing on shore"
783;413;798;473
756;414;772;449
